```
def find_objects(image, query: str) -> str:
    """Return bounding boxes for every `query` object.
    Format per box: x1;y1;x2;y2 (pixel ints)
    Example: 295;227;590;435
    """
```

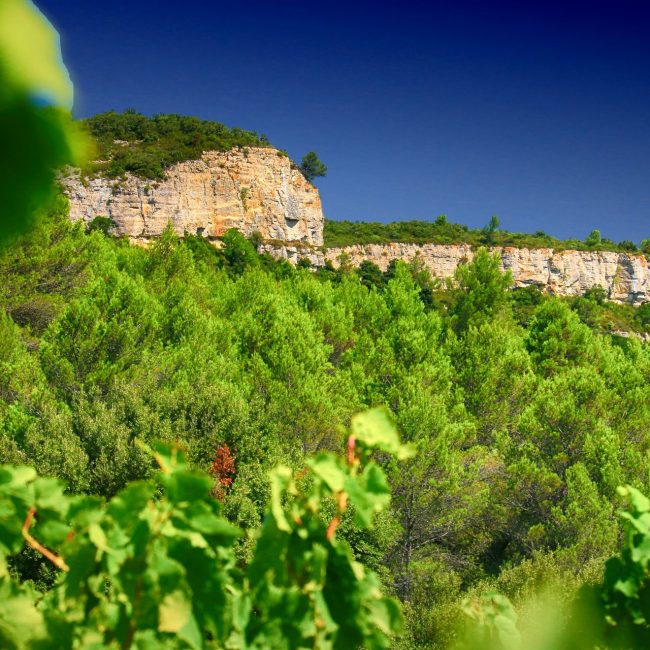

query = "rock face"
63;147;324;246
262;242;650;305
64;147;650;304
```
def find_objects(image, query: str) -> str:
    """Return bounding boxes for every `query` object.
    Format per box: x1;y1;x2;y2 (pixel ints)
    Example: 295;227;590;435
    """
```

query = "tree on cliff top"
299;151;327;183
586;229;602;247
481;215;500;244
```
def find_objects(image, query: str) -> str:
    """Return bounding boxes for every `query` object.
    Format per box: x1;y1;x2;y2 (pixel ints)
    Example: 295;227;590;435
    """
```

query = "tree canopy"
3;198;650;646
324;218;650;254
80;110;270;180
299;151;328;183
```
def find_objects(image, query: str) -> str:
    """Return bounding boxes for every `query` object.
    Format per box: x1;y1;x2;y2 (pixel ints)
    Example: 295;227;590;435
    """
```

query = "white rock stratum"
63;147;650;304
262;242;650;305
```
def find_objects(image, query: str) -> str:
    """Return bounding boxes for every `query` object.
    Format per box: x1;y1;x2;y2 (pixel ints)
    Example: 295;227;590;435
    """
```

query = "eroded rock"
261;242;650;305
63;147;323;245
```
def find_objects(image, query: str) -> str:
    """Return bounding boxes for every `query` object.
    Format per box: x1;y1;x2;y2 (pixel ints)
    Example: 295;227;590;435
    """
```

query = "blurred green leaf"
307;453;347;492
0;0;85;249
345;463;391;528
0;0;72;107
351;407;415;459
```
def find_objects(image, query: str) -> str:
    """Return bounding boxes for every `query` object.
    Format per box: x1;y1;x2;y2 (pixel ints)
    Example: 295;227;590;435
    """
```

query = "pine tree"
299;151;327;183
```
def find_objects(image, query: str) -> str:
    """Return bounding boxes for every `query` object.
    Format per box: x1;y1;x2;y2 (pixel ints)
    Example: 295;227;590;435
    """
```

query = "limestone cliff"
63;147;323;246
262;242;650;305
63;147;650;304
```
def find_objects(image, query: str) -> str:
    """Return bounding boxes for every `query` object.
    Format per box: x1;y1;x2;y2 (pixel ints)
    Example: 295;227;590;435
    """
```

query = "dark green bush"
81;111;269;180
86;216;115;236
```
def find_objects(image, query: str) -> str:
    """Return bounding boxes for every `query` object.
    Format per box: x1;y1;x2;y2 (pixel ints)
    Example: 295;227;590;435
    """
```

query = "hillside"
8;2;650;646
73;112;649;257
3;197;650;647
65;115;650;304
324;217;648;254
80;110;272;180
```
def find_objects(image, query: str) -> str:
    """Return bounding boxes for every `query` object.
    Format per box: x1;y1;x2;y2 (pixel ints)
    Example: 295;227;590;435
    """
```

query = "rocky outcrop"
63;147;324;246
63;148;650;304
262;242;650;305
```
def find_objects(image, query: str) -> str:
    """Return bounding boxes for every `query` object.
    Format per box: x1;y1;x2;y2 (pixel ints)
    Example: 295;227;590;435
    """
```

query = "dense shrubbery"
81;110;270;179
12;2;650;646
324;218;649;254
0;413;408;649
4;197;650;646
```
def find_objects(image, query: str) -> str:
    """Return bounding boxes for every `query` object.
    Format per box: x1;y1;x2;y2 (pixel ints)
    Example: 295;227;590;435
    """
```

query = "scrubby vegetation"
4;194;650;646
80;110;270;180
324;217;650;254
7;5;650;645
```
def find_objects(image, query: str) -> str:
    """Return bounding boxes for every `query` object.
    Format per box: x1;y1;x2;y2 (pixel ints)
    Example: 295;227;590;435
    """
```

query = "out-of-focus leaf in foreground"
0;0;72;107
0;0;85;249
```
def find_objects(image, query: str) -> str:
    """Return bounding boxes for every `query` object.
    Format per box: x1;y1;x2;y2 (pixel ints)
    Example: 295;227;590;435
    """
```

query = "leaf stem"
21;506;70;572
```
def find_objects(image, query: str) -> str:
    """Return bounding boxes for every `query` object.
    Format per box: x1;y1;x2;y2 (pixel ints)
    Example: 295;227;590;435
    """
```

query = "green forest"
4;193;650;647
5;2;650;647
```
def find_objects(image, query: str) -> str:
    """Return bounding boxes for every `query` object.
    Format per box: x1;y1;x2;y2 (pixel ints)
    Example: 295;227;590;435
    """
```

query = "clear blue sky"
38;0;650;242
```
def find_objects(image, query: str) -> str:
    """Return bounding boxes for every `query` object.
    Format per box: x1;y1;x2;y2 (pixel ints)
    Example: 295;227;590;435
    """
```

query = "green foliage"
618;240;638;252
357;259;383;289
0;415;406;648
0;0;72;107
511;286;544;325
526;300;595;374
221;228;259;275
4;202;650;646
324;218;474;248
542;290;650;338
450;248;512;333
598;485;650;646
583;286;607;305
482;215;500;244
636;302;650;328
81;110;269;180
324;219;647;254
451;484;650;650
299;151;327;184
459;593;521;650
585;229;602;247
0;0;84;249
86;216;115;236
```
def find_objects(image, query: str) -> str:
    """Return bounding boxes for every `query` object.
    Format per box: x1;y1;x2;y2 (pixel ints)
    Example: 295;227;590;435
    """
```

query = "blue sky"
38;0;650;242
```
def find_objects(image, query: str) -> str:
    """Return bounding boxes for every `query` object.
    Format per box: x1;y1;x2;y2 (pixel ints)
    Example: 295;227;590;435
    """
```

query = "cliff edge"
63;147;324;246
264;242;650;305
63;145;650;305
